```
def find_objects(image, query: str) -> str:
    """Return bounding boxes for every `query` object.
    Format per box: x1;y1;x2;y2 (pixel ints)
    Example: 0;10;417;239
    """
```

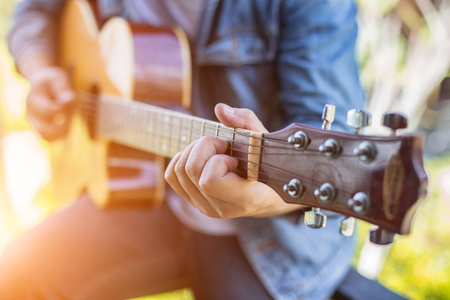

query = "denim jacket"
190;2;364;299
9;1;365;299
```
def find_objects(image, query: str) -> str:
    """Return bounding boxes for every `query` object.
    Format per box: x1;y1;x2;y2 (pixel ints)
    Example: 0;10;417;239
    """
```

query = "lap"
0;195;272;300
0;195;189;299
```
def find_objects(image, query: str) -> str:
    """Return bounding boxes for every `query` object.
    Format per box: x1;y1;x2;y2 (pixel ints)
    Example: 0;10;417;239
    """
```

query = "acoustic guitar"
54;0;427;244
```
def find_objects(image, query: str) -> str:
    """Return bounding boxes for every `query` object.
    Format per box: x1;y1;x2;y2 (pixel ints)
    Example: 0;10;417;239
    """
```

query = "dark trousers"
0;195;272;300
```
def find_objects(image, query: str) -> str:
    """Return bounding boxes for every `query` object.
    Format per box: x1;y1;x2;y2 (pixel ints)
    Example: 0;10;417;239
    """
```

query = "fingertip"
215;103;234;115
215;103;239;128
165;152;182;180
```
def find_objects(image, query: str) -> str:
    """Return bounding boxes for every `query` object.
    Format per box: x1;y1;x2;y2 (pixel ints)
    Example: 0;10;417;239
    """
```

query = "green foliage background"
1;1;450;299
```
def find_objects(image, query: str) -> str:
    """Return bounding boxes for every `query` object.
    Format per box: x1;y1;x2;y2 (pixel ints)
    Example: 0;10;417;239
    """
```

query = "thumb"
215;103;268;133
49;69;75;105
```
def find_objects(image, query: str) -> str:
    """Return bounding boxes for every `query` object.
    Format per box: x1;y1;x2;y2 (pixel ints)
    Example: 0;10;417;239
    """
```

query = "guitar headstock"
259;107;428;245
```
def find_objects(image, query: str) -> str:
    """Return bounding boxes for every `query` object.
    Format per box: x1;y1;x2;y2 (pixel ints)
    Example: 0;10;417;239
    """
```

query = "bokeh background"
0;0;449;299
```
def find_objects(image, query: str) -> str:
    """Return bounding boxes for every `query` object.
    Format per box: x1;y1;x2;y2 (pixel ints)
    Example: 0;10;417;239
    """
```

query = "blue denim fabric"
190;1;365;299
8;1;365;299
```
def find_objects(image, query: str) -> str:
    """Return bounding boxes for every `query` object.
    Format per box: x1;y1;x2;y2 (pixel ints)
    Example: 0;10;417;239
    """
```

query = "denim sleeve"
7;0;67;66
277;0;365;133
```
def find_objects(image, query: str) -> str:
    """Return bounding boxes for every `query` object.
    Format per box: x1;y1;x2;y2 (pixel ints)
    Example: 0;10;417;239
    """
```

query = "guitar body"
53;0;191;207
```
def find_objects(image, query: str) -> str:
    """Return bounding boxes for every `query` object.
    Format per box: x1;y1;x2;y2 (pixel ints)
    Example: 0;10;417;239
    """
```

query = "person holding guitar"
0;0;366;299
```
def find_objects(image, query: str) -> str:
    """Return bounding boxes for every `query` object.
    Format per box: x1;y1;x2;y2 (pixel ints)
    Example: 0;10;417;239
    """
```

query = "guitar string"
78;95;312;149
233;162;353;197
232;153;353;195
77;95;321;147
77;96;362;160
74;94;364;198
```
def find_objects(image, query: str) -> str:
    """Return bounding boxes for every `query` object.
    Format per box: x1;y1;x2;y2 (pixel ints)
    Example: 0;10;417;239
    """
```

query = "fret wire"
159;109;164;156
165;113;171;156
162;110;168;156
178;114;183;153
189;118;193;144
169;112;178;157
81;96;312;152
79;97;365;194
231;128;236;158
139;105;146;150
145;109;151;152
94;103;300;157
151;108;157;153
84;96;257;140
155;109;161;155
82;97;353;169
175;114;182;155
159;109;164;153
149;108;155;153
202;120;206;137
169;113;174;156
179;116;187;150
79;97;359;195
166;111;171;156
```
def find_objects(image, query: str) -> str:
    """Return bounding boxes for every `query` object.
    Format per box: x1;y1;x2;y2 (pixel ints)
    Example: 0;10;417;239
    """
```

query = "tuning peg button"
369;228;395;245
346;109;371;134
382;113;408;135
322;104;336;130
340;217;356;237
304;208;327;229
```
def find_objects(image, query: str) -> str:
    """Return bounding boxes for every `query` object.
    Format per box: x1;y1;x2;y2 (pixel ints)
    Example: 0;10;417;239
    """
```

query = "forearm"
8;0;67;76
277;0;365;132
17;53;55;82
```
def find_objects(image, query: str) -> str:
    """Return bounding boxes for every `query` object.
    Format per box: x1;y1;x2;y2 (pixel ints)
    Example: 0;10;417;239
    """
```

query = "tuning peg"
311;105;337;224
314;183;336;203
287;131;309;150
308;105;337;225
322;104;336;130
304;208;327;229
347;192;370;215
382;113;408;135
339;217;356;237
283;178;303;199
346;109;371;134
369;227;395;245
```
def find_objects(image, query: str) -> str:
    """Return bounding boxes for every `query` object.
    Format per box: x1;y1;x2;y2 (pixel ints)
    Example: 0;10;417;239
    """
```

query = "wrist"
18;53;56;82
252;188;306;217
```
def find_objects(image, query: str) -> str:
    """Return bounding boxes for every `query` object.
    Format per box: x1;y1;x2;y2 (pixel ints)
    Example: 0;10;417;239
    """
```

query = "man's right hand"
24;64;74;141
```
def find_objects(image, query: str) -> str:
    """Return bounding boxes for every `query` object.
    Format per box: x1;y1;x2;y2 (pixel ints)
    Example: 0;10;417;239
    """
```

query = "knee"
0;230;57;297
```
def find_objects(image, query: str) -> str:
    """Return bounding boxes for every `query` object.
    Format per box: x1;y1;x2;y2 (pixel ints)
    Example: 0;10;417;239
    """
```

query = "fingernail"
220;103;234;114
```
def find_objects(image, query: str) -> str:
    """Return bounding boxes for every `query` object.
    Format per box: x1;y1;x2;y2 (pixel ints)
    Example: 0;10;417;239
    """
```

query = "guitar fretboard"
95;96;252;158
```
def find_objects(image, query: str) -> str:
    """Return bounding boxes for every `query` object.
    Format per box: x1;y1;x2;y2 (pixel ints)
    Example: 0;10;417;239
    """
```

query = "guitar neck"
95;95;252;159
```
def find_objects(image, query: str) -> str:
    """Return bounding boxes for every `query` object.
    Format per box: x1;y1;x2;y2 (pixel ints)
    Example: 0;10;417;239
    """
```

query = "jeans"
0;195;272;300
